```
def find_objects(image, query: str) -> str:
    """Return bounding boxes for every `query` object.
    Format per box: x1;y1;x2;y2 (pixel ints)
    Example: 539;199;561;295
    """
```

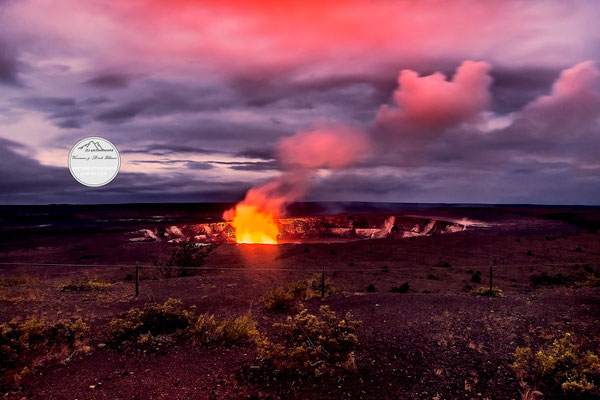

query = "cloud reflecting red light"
376;61;493;131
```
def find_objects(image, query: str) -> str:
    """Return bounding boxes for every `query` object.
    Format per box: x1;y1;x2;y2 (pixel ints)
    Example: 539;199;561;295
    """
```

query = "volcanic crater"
131;215;478;244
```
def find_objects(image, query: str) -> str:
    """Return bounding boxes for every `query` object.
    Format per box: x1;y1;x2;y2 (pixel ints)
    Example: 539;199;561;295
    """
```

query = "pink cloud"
521;61;600;133
277;125;371;170
376;61;493;131
5;0;596;80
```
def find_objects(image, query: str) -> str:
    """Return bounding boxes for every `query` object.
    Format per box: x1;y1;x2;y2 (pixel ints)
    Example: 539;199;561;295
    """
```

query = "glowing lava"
223;204;279;244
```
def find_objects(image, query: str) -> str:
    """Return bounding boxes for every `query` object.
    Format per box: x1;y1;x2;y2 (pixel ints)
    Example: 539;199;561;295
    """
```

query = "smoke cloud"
223;125;371;226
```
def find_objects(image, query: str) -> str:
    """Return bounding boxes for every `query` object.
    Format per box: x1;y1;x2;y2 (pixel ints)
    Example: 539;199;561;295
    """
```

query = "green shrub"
110;298;196;342
472;286;504;297
0;317;88;388
255;306;361;377
512;333;600;397
367;284;376;292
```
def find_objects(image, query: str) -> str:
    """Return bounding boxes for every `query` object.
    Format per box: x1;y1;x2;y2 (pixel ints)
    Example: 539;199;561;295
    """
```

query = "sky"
0;0;599;205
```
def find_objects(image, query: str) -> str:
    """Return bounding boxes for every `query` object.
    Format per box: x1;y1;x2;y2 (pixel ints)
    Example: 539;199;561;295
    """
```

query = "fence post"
135;261;139;298
321;265;325;299
489;261;493;294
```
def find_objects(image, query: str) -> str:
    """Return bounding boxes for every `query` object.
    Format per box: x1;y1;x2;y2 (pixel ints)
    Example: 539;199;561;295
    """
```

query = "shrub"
471;272;482;283
60;277;112;292
0;275;39;287
153;240;213;278
255;306;361;377
264;287;296;312
193;312;257;344
530;272;574;287
389;282;409;293
304;273;337;298
0;317;88;388
86;278;112;290
472;286;504;297
367;284;376;292
110;298;196;342
436;261;452;269
427;274;438;280
512;333;600;397
264;275;337;311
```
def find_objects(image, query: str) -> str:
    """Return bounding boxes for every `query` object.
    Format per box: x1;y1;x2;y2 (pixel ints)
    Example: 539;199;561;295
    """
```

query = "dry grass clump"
0;275;39;287
263;287;296;312
264;274;337;312
60;277;112;292
0;317;89;389
110;299;257;349
512;333;600;397
472;286;504;297
110;298;195;342
530;271;600;288
255;305;361;377
193;312;257;344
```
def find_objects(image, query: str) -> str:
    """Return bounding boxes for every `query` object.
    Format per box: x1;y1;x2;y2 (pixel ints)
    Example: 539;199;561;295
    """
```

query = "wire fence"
1;259;598;297
1;261;597;270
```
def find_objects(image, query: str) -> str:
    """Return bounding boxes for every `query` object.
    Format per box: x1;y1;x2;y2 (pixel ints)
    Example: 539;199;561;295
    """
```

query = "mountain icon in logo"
78;140;106;150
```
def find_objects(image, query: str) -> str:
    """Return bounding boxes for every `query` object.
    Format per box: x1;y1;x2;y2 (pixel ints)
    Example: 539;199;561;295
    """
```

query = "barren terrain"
0;203;599;399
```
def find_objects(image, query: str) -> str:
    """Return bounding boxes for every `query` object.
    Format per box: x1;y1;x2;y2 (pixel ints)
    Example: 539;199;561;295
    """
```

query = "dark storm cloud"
185;161;214;170
130;159;193;165
93;80;240;124
490;66;561;113
234;148;275;160
0;138;247;204
228;161;278;171
12;96;87;128
80;96;110;106
0;38;21;86
85;73;133;89
94;98;153;123
226;71;393;125
121;144;225;156
126;118;291;150
207;160;278;171
310;160;600;205
0;137;79;195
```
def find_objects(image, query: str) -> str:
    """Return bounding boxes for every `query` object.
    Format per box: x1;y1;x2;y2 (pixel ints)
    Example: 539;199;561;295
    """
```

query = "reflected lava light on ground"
224;204;280;244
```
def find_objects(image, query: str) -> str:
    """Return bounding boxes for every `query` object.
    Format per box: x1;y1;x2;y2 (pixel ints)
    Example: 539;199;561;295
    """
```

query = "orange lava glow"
224;204;279;244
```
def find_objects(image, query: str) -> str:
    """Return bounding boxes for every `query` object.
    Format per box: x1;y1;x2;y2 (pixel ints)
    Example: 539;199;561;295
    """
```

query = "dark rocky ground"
0;203;599;399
